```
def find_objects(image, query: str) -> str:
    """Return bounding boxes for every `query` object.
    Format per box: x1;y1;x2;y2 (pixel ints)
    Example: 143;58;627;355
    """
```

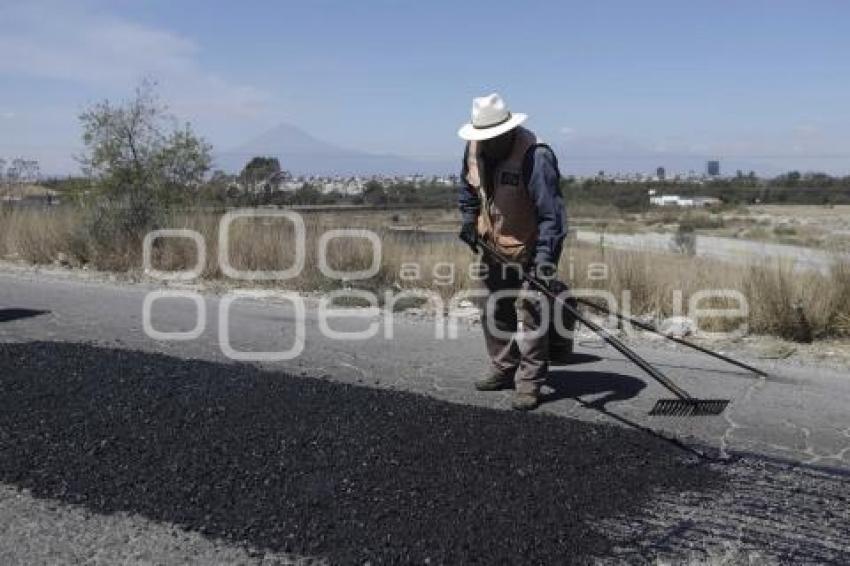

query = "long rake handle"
574;297;768;377
534;276;693;401
476;241;693;402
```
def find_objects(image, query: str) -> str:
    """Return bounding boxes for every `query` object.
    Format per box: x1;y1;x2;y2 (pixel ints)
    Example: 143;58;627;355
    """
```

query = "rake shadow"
545;368;721;460
544;367;647;409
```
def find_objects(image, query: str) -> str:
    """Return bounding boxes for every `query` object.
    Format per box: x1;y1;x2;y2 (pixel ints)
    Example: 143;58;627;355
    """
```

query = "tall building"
656;166;666;180
707;160;720;176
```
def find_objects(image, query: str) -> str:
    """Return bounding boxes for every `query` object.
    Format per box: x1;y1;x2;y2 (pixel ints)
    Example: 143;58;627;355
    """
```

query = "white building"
649;194;721;207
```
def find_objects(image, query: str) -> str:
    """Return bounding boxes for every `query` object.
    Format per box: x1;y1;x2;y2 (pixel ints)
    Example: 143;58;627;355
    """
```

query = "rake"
571;297;767;377
476;239;730;417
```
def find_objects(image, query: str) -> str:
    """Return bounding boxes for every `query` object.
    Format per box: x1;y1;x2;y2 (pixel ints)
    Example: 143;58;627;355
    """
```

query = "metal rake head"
649;398;730;417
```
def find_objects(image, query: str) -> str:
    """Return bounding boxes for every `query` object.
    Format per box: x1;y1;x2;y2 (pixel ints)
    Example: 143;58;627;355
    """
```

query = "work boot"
512;392;541;411
474;370;515;391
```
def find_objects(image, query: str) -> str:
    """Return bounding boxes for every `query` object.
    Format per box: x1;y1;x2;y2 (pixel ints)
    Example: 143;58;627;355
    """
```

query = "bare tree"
16;158;39;183
0;158;40;199
0;158;6;199
5;159;21;199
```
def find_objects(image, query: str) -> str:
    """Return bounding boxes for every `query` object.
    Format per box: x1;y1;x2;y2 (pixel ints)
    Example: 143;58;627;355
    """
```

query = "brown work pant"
480;259;551;395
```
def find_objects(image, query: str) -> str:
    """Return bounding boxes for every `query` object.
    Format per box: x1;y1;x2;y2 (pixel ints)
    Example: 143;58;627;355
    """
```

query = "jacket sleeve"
525;146;567;265
458;144;480;224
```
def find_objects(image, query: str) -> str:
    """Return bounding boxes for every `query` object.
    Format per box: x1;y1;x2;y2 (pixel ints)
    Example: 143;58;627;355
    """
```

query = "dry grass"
2;205;849;341
0;206;79;264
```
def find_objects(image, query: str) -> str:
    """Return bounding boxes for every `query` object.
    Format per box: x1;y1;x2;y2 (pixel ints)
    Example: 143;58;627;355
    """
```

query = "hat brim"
457;113;527;141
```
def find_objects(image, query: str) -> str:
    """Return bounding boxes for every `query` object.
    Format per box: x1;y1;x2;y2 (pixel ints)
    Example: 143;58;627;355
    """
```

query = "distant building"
656;166;666;180
707;160;720;176
650;194;721;207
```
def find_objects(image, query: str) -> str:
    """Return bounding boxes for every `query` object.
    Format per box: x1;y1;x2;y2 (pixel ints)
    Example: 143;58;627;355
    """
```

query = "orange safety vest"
465;126;540;262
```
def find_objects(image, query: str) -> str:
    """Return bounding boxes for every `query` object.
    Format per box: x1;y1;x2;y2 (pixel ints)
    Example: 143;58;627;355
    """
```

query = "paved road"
1;268;849;563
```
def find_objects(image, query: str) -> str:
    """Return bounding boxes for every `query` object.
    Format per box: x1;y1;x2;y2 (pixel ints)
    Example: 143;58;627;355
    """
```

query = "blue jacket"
459;144;567;265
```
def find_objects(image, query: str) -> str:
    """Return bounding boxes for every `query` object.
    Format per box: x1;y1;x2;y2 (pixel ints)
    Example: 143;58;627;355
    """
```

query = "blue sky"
1;0;849;175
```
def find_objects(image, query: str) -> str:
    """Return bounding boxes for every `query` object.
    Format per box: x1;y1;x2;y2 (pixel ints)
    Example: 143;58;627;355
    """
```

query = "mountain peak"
218;122;451;176
231;122;348;157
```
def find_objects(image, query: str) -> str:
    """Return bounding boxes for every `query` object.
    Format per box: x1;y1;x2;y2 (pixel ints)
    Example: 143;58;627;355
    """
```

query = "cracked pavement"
1;268;850;563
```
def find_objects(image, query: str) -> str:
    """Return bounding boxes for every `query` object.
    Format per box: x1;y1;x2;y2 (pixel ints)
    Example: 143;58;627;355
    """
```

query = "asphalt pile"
0;341;722;564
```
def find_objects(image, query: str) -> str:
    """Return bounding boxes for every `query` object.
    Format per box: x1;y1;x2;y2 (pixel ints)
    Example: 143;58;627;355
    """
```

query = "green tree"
291;183;322;205
363;180;387;205
387;183;415;204
78;79;212;236
198;170;235;206
155;124;213;204
782;171;802;187
239;156;282;193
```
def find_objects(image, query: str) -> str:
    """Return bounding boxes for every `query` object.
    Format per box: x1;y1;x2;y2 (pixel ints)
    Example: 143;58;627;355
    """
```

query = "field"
393;202;850;250
2;204;850;342
561;203;850;251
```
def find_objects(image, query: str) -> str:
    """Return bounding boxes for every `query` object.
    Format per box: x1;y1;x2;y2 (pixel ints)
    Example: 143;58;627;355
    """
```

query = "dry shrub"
382;233;474;300
825;261;850;337
0;202;161;271
835;313;850;337
0;207;10;256
143;210;479;299
743;260;801;340
145;211;395;291
0;206;77;264
743;258;850;340
680;211;724;230
3;206;850;341
563;245;734;317
567;203;623;221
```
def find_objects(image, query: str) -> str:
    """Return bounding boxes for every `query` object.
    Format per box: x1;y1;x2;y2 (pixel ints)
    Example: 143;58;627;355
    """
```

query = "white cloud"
0;3;192;83
0;1;272;120
0;111;16;119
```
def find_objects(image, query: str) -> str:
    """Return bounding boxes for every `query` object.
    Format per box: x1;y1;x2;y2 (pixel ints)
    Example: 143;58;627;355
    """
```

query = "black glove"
459;221;479;254
549;278;569;296
533;260;557;291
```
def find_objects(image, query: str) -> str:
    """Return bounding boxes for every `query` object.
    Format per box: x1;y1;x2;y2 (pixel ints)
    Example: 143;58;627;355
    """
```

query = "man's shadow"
543;362;646;410
0;308;49;323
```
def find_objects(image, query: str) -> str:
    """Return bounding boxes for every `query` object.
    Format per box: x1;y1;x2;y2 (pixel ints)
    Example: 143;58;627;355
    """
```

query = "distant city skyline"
2;1;850;176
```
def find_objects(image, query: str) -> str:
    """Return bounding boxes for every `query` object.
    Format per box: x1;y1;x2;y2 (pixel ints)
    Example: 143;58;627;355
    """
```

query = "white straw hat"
457;93;527;141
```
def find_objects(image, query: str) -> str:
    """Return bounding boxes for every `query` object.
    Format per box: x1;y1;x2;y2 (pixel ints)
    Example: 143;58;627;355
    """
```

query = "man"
457;93;567;411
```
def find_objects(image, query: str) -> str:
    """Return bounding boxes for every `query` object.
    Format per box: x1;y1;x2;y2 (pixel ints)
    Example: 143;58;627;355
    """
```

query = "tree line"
27;79;850;219
561;173;850;210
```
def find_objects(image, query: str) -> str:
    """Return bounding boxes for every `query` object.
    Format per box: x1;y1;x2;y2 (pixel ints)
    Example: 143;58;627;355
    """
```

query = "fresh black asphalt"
0;341;724;564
